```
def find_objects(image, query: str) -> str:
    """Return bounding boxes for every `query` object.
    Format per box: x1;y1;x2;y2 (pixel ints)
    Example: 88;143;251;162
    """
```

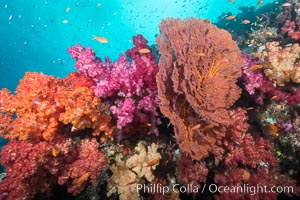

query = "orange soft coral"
0;72;63;141
156;18;243;160
57;86;115;143
0;72;115;142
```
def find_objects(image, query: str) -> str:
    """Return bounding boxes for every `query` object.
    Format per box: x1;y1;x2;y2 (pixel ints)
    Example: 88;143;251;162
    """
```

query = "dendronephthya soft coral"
68;35;160;138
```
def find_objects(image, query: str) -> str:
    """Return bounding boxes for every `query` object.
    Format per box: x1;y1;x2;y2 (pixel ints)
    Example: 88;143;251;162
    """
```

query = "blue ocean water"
0;0;275;91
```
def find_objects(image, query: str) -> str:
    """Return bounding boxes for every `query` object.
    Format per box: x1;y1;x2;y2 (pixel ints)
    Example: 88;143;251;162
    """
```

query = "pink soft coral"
241;52;264;95
68;35;160;136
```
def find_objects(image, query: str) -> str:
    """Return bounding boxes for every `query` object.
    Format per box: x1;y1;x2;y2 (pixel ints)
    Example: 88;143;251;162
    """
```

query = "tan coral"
107;154;140;200
107;142;161;200
126;142;161;182
258;41;300;86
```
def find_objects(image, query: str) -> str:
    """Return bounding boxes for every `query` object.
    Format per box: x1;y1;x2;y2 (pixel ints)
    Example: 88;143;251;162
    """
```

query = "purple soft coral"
68;35;160;136
241;52;264;95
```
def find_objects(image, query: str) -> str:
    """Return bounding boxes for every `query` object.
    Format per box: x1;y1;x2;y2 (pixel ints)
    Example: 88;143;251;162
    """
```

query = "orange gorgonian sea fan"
156;18;243;160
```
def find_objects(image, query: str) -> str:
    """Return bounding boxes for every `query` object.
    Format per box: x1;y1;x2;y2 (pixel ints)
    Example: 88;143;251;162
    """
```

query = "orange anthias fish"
138;48;151;54
245;64;262;71
257;0;263;5
226;15;235;20
266;124;278;135
191;124;201;130
242;20;250;24
201;124;214;132
242;169;251;182
282;3;292;7
74;172;91;185
52;147;59;157
146;158;160;167
203;19;211;23
92;35;108;43
71;86;89;96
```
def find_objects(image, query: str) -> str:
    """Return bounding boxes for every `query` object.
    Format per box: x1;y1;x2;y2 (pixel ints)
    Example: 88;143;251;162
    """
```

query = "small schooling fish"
138;48;151;54
257;0;263;5
62;19;68;24
282;3;291;7
203;19;211;23
92;35;109;43
52;147;59;157
226;15;235;20
242;20;250;24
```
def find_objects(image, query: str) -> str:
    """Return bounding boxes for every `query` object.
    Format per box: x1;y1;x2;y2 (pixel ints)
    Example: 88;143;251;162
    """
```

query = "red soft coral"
0;138;108;199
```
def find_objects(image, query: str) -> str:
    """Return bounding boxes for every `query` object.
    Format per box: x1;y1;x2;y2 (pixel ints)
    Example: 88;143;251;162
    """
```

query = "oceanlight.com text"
208;183;294;196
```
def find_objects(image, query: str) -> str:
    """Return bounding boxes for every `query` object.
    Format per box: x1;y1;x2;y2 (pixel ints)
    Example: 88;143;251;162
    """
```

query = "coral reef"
0;5;300;198
276;0;300;41
0;72;63;141
282;20;300;40
241;52;264;95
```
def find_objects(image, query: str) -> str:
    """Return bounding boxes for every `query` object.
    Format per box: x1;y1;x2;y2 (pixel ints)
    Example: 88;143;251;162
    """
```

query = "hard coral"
156;18;243;160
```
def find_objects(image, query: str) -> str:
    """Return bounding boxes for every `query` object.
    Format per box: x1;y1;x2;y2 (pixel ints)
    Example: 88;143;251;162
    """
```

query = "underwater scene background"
0;0;300;199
